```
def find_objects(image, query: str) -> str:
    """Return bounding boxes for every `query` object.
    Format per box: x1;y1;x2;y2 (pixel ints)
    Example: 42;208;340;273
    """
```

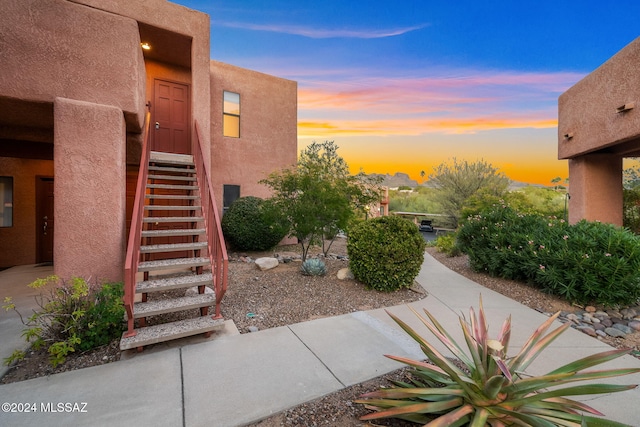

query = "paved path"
1;254;639;426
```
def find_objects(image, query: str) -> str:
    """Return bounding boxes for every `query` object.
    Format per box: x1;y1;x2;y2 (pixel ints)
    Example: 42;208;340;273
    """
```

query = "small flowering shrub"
434;232;461;257
3;276;124;367
457;204;640;306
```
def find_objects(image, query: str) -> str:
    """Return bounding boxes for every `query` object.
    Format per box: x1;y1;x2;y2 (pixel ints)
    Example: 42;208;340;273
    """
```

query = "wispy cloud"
295;69;583;136
213;21;428;39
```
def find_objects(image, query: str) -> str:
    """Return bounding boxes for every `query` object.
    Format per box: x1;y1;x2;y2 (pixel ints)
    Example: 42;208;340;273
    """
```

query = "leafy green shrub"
434;232;460;257
300;258;327;276
222;196;288;251
348;215;426;292
457;204;640;306
2;276;124;367
357;298;639;425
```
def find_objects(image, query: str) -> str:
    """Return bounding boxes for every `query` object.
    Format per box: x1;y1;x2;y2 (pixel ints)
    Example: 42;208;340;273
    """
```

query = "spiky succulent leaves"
508;311;570;374
300;258;327;276
359;300;640;426
386;310;479;395
406;306;474;368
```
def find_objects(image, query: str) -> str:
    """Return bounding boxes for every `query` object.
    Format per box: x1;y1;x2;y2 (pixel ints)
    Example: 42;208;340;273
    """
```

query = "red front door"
152;80;190;154
36;177;54;264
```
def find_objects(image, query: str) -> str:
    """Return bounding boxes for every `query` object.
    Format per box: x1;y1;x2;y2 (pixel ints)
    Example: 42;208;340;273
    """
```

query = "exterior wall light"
140;42;151;50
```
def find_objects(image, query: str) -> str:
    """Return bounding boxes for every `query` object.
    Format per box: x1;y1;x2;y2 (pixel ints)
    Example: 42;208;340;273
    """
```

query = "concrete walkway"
1;254;639;426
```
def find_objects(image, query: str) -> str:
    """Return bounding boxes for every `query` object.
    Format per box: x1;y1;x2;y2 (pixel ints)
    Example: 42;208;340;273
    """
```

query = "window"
223;91;240;138
0;177;13;227
223;184;240;214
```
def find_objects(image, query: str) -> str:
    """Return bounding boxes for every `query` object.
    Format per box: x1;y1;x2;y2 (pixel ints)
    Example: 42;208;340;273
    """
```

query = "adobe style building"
558;37;640;225
0;0;297;279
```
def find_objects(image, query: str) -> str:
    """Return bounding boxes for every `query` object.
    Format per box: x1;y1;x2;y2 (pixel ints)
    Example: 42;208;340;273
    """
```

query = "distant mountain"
368;172;419;188
367;172;546;190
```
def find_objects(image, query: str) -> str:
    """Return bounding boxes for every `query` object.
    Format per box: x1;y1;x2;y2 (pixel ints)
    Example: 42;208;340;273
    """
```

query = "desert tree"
429;158;509;227
261;141;382;260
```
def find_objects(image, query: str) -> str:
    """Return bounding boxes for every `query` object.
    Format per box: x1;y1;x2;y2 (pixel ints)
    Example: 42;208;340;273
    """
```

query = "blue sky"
175;0;640;185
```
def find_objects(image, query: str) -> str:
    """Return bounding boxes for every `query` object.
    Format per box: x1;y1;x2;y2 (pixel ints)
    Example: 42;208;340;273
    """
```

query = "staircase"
121;116;228;351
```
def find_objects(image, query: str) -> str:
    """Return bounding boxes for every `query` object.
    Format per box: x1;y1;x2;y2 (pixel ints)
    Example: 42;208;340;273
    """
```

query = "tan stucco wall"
210;61;298;212
0;158;54;268
70;0;213;165
567;154;623;225
0;0;146;132
54;98;126;282
558;37;640;226
559;37;640;159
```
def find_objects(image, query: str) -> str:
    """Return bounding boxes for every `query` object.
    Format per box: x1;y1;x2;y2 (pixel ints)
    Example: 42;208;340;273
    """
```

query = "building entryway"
151;79;190;155
36;176;54;264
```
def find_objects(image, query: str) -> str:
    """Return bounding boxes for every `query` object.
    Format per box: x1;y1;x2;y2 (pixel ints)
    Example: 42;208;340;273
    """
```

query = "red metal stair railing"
192;120;228;318
123;110;152;338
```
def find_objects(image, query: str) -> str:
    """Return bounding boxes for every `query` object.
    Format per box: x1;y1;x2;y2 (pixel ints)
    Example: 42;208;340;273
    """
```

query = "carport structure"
559;37;640;225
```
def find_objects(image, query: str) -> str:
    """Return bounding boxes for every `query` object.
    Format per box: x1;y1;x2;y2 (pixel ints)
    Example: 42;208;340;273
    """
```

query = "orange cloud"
299;116;558;138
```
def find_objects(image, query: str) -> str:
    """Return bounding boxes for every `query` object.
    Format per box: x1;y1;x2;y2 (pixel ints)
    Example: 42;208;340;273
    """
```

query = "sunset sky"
176;1;640;185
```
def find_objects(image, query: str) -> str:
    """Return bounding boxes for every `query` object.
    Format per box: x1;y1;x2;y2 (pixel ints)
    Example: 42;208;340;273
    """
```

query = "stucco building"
0;0;297;277
558;37;640;225
0;0;297;346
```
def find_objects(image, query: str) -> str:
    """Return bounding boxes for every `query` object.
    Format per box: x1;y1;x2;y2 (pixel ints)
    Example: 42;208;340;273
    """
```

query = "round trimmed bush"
222;196;288;251
348;216;426;292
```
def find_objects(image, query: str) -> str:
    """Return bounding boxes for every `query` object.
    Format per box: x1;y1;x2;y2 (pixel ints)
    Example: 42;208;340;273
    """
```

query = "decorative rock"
604;327;627;338
565;313;580;322
576;326;597;337
247;326;259;333
255;257;279;271
629;320;640;332
337;268;355;280
185;286;215;296
592;323;605;331
613;323;633;335
601;318;613;327
585;305;596;313
621;308;637;320
607;310;622;319
595;330;608;338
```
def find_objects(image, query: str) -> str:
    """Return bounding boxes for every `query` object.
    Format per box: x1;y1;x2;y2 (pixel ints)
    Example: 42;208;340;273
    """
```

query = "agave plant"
356;297;640;426
301;258;327;276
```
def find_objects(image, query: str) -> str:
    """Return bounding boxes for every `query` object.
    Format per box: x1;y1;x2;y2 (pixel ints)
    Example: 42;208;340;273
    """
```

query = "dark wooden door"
36;177;54;263
152;80;190;154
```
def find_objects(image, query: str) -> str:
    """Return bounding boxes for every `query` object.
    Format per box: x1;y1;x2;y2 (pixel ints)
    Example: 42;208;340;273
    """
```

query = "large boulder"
255;257;279;271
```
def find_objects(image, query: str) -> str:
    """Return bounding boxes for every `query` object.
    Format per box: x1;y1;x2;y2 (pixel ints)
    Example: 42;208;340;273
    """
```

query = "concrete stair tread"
148;174;196;182
146;194;199;200
136;272;213;293
142;228;205;237
138;257;211;272
149;151;194;166
148;165;195;174
143;216;204;223
145;205;201;211
147;183;198;190
140;241;208;253
133;293;216;318
119;316;224;350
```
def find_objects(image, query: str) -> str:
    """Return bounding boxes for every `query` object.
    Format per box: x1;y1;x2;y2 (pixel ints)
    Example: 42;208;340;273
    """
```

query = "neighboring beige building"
0;0;297;278
558;37;640;225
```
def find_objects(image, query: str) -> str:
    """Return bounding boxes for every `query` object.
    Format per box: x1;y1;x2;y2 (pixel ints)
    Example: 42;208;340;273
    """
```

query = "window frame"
0;176;14;228
223;91;240;138
223;184;241;214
